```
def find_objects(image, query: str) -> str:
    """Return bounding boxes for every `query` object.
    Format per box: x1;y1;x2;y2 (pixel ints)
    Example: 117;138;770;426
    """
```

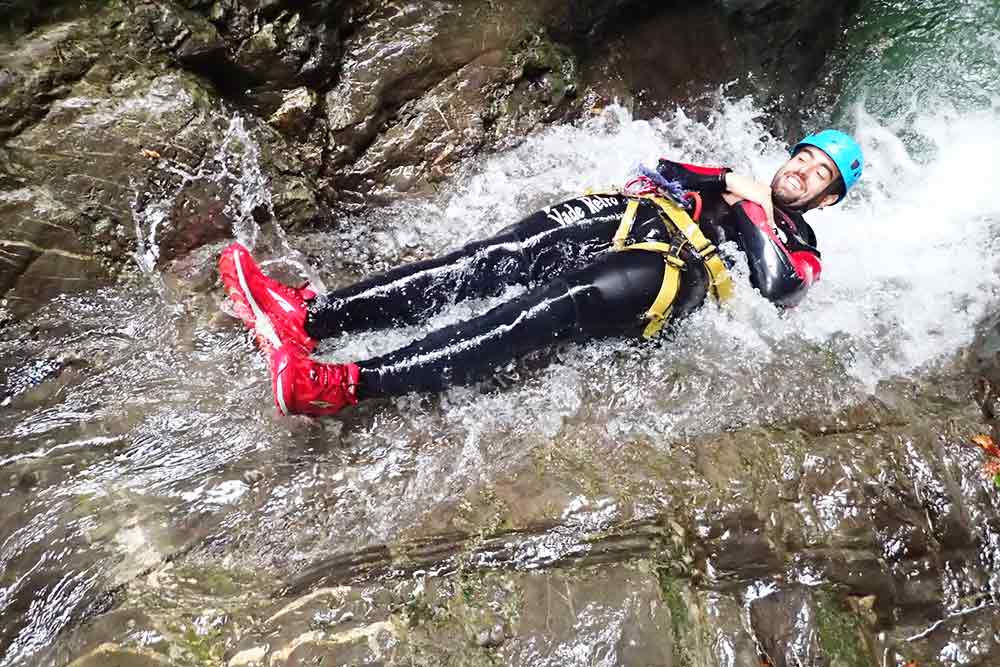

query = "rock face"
41;371;1000;667
579;0;860;121
0;0;858;319
0;6;322;320
7;6;999;667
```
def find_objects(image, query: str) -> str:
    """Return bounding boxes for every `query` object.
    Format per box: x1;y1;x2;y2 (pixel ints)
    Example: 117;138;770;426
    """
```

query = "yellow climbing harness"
607;193;734;338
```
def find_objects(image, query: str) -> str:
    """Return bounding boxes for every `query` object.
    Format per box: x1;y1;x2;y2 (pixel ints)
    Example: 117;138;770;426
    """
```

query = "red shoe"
270;346;361;416
218;242;317;354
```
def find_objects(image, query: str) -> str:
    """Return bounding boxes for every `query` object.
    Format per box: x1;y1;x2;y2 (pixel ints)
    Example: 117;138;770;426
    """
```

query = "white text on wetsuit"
544;195;622;225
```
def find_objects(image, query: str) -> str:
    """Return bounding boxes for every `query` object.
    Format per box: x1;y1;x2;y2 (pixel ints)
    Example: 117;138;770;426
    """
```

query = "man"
219;130;864;417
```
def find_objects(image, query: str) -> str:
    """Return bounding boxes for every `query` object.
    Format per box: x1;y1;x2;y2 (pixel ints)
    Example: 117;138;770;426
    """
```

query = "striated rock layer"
45;363;1000;666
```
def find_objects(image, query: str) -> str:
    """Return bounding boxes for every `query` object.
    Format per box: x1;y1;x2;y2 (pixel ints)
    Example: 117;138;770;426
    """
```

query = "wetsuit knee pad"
567;252;666;336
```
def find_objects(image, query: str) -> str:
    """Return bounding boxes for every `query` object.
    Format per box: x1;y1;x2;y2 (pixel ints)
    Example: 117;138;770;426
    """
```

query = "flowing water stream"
2;0;1000;665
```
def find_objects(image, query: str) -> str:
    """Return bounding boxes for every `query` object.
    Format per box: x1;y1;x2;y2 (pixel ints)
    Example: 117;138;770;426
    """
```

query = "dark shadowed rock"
574;0;860;131
135;0;227;69
160;0;345;109
751;586;826;667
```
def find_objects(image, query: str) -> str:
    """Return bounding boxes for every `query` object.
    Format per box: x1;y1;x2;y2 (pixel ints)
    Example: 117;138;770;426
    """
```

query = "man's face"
770;146;842;211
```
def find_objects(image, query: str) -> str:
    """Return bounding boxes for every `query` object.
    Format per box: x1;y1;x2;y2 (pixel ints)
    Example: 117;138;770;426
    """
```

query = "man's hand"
722;172;775;228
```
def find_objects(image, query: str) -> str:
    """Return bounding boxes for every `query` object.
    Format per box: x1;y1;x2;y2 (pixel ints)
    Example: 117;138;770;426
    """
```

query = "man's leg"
303;199;627;340
272;250;672;414
353;250;669;397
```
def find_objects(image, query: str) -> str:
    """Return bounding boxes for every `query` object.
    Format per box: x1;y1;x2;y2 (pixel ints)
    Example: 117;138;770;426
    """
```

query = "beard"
770;173;807;209
770;172;835;211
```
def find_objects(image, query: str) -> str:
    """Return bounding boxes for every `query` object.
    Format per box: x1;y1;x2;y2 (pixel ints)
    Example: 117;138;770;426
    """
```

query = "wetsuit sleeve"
655;158;731;194
727;201;822;307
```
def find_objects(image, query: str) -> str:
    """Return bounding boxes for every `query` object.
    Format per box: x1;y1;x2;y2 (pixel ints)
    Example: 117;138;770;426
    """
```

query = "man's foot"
218;242;317;354
270;346;361;416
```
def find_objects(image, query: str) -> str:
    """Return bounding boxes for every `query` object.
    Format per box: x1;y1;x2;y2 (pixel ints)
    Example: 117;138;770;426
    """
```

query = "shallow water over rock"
3;281;999;666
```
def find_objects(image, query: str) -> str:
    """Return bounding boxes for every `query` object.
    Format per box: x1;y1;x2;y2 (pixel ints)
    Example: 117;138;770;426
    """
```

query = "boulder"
750;587;825;667
572;0;860;127
0;20;101;142
0;7;324;318
0;186;107;321
267;86;317;139
149;0;344;109
134;0;227;70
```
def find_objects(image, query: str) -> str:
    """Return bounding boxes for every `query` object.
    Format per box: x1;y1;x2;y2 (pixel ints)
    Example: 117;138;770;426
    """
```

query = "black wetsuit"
304;160;822;398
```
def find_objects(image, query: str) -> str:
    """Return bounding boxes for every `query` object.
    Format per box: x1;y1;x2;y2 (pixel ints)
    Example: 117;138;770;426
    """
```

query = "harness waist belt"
607;192;734;338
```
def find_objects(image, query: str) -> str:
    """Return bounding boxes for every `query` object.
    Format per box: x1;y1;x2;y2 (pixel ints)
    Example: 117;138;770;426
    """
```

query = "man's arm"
655;158;730;194
657;159;778;226
656;159;817;305
726;201;821;308
720;172;776;228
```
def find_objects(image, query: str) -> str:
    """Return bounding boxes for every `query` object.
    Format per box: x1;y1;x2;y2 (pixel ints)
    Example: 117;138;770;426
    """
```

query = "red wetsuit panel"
728;201;821;307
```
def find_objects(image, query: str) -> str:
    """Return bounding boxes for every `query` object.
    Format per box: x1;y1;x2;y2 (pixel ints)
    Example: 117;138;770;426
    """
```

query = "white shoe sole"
273;351;290;416
233;248;283;351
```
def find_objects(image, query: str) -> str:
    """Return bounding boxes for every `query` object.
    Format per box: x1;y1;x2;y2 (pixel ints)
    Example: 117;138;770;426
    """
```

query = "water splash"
129;115;322;290
315;96;1000;454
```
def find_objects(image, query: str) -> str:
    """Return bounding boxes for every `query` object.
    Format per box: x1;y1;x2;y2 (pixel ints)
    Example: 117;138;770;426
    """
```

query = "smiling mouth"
783;173;804;192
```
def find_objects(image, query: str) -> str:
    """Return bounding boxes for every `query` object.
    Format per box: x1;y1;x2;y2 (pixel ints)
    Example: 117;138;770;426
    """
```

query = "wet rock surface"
0;0;857;317
2;206;999;665
19;354;995;667
0;5;322;318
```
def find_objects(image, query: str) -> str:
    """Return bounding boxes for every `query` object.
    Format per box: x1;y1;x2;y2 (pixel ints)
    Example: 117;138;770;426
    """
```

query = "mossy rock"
815;591;875;667
507;30;578;102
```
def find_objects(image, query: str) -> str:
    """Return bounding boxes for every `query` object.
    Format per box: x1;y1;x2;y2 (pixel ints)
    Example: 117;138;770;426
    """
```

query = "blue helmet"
792;129;864;204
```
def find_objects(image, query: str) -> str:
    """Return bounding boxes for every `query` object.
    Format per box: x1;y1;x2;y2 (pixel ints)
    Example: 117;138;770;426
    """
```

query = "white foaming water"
130;116;322;290
793;103;1000;385
288;98;998;540
132;116;259;272
331;99;1000;437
